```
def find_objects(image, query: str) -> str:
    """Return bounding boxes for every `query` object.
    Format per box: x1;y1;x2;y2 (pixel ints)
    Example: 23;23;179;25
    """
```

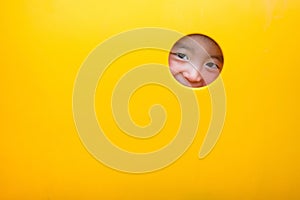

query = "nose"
182;65;202;82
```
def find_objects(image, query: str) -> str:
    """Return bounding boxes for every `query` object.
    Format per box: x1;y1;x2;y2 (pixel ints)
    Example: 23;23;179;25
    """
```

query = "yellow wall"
1;0;300;199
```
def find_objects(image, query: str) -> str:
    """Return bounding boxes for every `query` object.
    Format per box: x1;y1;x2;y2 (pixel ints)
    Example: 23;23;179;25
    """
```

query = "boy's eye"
171;52;190;61
205;62;220;70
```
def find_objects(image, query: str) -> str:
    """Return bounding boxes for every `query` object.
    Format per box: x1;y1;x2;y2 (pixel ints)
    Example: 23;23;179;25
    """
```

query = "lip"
174;73;205;88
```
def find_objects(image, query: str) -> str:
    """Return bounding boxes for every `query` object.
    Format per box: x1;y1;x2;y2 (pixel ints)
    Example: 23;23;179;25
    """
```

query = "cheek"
169;59;184;74
201;71;220;84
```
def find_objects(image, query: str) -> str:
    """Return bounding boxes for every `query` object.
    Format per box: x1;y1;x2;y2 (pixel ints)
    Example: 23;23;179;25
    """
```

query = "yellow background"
1;0;300;199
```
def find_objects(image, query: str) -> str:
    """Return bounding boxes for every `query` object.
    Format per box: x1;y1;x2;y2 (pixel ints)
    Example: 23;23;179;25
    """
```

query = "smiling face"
168;34;224;88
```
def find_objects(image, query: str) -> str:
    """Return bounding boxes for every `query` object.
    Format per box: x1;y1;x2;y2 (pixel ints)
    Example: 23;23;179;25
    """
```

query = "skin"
168;34;224;88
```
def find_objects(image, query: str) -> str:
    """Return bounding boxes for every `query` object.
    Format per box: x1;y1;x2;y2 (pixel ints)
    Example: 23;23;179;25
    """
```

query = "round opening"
168;34;224;88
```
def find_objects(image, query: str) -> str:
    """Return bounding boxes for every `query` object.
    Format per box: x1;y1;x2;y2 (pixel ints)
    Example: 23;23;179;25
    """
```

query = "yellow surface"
1;0;300;199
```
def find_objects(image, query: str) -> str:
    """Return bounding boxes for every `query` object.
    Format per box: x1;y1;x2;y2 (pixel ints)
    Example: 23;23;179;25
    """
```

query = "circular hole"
168;34;224;88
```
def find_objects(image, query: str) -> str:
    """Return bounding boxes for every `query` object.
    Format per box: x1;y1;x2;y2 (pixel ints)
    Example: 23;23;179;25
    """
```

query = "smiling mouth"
174;73;205;88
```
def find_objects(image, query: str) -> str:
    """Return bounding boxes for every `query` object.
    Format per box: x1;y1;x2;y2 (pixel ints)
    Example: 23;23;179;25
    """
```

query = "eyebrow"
173;42;195;52
210;55;224;63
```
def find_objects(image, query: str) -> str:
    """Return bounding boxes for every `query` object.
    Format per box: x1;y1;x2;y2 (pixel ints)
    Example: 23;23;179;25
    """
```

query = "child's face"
168;34;223;88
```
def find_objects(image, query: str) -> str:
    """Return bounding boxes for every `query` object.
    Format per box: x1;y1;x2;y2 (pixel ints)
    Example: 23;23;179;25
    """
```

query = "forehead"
172;34;222;57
